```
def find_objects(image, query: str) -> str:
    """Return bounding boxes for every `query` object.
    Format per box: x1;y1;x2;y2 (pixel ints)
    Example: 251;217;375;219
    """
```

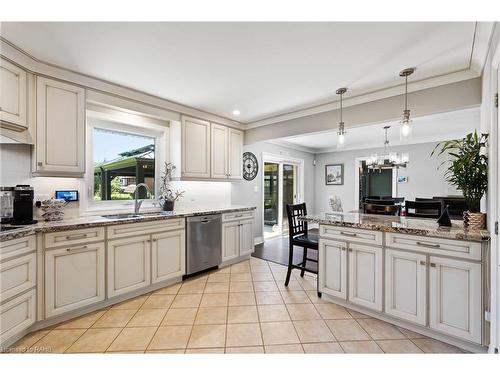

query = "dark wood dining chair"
405;200;442;219
364;203;399;215
285;203;321;297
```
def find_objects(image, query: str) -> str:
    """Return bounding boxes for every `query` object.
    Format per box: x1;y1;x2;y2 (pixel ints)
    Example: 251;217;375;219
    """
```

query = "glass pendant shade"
337;132;345;148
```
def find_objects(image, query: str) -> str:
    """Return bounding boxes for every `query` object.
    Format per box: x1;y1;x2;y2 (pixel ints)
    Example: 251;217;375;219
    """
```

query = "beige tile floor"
8;258;466;354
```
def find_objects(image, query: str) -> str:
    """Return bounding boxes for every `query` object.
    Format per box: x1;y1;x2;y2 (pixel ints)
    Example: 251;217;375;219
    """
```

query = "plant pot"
162;200;175;211
463;211;486;230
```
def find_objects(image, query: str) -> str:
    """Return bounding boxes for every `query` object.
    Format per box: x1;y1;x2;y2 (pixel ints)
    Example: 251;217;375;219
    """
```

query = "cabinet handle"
152;239;157;242
67;245;87;252
416;241;440;249
65;233;88;240
37;162;43;167
430;263;436;267
348;248;353;252
419;260;426;266
235;214;243;218
340;231;357;237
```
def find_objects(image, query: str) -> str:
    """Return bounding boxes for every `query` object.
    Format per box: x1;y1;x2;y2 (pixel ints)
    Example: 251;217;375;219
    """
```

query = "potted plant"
432;131;488;229
158;162;185;211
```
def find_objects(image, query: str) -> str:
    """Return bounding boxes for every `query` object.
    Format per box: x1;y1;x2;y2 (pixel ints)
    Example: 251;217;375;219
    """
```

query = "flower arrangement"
158;162;185;211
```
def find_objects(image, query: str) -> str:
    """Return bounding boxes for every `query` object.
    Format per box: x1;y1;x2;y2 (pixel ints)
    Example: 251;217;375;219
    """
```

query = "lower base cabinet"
0;289;36;344
385;249;427;325
222;218;254;262
151;230;185;283
107;235;151;298
348;243;382;311
429;256;482;344
45;243;105;318
319;239;347;299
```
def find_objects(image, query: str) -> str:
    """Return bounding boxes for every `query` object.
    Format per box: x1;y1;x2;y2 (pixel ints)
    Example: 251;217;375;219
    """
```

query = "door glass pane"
93;128;155;201
264;162;279;237
282;164;297;232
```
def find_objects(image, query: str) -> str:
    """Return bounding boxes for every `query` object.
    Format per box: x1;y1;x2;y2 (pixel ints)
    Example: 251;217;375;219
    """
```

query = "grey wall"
313;141;460;214
231;142;315;240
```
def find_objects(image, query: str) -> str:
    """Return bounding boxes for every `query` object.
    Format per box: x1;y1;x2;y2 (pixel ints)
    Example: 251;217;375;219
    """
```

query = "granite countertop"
301;212;490;242
0;205;256;241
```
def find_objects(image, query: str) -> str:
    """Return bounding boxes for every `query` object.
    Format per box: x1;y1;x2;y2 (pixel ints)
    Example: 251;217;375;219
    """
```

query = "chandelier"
336;87;347;148
367;125;409;171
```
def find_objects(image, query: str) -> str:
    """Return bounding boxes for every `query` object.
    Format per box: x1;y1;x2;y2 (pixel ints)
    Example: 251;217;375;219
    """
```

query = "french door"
263;156;301;240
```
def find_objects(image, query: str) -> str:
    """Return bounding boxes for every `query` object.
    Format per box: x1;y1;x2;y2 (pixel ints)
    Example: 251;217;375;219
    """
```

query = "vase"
162;200;175;211
463;211;486;230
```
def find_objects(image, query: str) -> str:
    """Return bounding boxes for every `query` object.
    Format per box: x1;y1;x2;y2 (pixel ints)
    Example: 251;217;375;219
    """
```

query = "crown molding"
0;37;244;129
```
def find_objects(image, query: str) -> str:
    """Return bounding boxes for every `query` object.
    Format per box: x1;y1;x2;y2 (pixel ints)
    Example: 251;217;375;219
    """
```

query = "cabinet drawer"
222;210;254;222
1;253;36;301
0;235;36;260
0;289;36;345
107;218;184;239
45;227;105;249
385;233;481;261
319;225;382;246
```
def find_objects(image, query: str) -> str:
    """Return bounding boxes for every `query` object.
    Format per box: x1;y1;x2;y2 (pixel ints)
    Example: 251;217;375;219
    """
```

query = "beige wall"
245;78;482;144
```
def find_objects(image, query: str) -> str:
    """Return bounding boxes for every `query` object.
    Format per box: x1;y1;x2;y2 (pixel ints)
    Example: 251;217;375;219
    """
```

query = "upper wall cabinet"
180;115;244;180
0;57;35;143
182;116;211;178
34;77;86;177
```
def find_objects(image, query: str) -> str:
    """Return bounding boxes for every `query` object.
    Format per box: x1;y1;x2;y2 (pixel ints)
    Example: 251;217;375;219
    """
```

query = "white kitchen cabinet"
0;289;36;345
348;243;383;311
429;256;482;344
1;253;36;302
181;116;211;178
0;57;28;129
107;235;151;298
239;219;254;257
45;242;105;318
318;239;347;300
228;127;243;179
151;230;185;283
385;249;427;325
34;76;85;177
211;123;229;179
222;221;240;262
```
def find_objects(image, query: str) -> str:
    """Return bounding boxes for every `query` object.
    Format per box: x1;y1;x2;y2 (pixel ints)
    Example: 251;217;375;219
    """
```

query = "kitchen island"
0;205;255;349
301;212;490;352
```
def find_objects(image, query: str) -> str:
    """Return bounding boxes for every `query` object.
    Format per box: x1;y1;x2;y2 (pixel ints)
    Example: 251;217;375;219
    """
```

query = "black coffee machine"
12;185;38;225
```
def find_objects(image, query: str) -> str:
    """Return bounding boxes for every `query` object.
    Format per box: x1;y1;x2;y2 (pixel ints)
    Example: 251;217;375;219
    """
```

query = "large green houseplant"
432;131;488;229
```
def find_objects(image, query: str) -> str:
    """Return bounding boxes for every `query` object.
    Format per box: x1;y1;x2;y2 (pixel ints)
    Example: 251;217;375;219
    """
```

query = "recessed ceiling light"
232;109;241;116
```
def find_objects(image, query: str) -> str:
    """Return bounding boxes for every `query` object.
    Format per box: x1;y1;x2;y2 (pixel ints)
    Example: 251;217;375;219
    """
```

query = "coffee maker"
12;185;38;225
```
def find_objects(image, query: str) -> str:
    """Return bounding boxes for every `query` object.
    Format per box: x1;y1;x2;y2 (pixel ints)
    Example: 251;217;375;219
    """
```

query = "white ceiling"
0;22;488;123
273;107;480;153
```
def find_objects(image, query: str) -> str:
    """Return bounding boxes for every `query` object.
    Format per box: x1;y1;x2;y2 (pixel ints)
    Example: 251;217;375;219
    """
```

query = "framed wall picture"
325;164;344;185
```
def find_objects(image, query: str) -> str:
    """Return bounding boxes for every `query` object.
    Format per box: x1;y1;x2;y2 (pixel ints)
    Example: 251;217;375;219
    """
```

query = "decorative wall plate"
243;152;258;181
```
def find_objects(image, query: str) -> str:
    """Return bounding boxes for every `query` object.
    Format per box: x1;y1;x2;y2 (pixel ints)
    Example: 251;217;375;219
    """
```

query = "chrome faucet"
133;183;151;214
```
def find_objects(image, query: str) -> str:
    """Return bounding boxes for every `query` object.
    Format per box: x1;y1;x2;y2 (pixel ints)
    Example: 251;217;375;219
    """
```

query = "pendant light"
336;87;347;148
399;67;415;141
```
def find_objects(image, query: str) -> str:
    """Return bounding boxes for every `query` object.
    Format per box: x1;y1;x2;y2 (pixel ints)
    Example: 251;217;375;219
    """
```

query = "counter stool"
285;203;321;298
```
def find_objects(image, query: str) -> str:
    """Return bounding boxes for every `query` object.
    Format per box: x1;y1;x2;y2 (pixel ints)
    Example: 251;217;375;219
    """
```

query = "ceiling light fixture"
367;125;409;172
336;87;347;149
399;67;415;141
232;109;241;116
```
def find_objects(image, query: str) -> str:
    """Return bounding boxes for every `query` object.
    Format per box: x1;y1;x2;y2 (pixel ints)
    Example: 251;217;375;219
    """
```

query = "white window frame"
83;109;169;214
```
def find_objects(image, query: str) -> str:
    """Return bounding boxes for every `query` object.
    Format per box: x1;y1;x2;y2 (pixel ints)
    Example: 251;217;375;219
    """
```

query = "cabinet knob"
430;263;436;268
37;162;43;167
419;261;426;266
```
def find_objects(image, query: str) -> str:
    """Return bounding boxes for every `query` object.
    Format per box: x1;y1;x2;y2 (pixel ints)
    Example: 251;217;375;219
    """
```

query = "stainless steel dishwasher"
186;214;222;275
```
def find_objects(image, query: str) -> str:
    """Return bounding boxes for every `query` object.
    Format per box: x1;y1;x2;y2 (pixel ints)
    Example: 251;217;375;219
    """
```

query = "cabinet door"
228;128;243;180
348;243;382;311
35;76;85;176
0;57;27;128
45;243;105;318
181;116;211;178
222;221;239;262
429;256;482;344
0;289;36;345
107;236;151;298
152;230;185;283
318;239;347;299
385;249;427;325
1;252;36;301
211;123;228;179
239;219;254;257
